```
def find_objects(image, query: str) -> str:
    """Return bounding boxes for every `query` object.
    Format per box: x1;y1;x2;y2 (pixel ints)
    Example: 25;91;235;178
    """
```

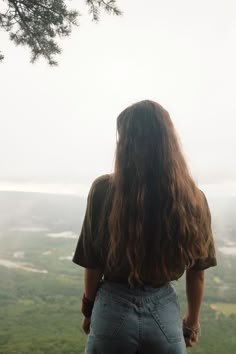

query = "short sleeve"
72;183;100;269
190;193;217;271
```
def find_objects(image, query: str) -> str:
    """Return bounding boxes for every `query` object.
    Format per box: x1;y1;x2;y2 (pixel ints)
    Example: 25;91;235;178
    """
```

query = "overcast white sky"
0;0;236;196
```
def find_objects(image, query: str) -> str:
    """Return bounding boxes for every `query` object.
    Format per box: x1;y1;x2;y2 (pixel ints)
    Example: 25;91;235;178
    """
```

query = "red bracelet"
81;293;95;318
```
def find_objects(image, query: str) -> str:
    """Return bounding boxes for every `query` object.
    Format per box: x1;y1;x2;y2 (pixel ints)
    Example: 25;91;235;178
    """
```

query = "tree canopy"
0;0;121;65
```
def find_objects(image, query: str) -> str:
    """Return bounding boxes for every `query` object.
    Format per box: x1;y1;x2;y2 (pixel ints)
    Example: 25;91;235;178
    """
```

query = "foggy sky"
0;0;236;195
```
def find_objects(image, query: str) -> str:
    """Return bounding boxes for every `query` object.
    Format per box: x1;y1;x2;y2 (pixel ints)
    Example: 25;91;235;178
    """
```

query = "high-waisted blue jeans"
85;281;187;354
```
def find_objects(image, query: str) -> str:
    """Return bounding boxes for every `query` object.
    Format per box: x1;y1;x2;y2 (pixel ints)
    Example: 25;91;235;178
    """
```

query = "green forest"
0;192;235;354
0;232;235;354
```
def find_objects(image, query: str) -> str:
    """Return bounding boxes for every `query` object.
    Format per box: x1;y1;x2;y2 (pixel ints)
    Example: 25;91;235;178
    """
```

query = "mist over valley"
0;189;235;353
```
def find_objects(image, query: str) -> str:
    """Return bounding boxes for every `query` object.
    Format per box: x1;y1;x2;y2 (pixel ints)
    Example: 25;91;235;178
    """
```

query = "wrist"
183;312;199;327
183;317;199;328
84;293;95;302
81;293;95;318
183;318;201;339
183;318;199;328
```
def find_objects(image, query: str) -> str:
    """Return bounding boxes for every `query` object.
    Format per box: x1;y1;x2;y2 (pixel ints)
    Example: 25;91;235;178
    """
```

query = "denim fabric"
85;281;187;354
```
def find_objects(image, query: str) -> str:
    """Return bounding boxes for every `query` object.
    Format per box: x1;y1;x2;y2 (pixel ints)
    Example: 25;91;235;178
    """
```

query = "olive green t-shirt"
72;174;217;283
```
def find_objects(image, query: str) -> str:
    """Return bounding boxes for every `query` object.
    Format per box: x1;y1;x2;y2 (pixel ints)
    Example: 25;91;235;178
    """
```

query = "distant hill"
207;194;236;242
0;191;86;233
0;190;235;242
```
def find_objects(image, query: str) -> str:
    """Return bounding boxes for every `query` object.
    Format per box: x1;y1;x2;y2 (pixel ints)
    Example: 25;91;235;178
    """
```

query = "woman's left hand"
82;316;91;335
184;333;198;347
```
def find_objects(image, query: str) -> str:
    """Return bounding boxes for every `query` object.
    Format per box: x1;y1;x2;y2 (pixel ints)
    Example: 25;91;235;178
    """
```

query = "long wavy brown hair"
103;100;213;285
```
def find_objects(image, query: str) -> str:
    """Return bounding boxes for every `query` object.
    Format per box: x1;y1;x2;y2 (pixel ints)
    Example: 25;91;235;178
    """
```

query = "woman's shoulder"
91;174;112;190
198;188;207;199
198;189;210;208
88;174;112;202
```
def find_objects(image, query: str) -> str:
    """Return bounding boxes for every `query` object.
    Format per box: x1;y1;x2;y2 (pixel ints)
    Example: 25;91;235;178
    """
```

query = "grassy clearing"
210;303;236;316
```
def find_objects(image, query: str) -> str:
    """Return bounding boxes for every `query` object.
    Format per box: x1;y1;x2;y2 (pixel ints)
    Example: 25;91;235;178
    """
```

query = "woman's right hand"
184;269;204;347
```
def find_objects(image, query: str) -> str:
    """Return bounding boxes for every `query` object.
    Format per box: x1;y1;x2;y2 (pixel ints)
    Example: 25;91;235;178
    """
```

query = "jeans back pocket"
148;287;182;344
91;289;130;338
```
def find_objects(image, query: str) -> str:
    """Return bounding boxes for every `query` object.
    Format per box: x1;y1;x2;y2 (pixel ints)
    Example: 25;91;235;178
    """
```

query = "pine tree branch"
0;0;121;64
100;0;122;15
17;0;77;25
6;0;78;64
9;0;34;36
9;0;49;60
86;0;122;21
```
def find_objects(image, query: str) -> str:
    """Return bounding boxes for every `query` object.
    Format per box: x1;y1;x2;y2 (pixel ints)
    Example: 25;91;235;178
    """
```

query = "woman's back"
73;100;217;354
74;100;216;285
73;173;216;284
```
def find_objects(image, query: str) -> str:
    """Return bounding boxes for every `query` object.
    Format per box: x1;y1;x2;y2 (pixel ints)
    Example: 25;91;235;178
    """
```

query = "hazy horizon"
1;180;236;198
1;0;236;193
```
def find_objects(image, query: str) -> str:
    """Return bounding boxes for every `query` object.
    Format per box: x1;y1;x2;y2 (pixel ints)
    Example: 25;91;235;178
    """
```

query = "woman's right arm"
183;269;205;347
